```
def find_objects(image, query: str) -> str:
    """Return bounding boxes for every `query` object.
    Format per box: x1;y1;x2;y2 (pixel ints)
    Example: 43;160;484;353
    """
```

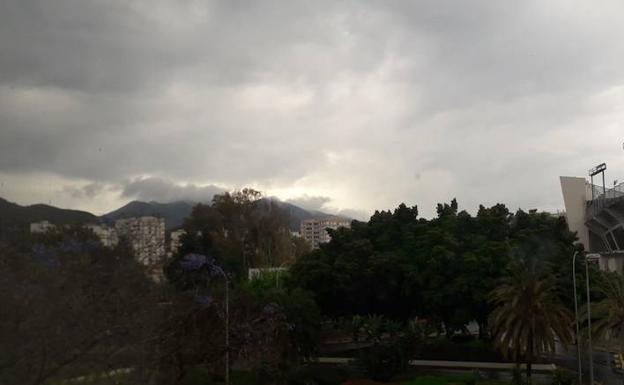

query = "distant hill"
100;200;194;230
263;198;345;231
0;197;97;237
0;196;350;235
100;198;349;231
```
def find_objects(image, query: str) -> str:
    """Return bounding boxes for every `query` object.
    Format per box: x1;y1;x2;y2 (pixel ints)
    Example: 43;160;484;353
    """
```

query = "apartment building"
115;216;166;265
300;217;350;249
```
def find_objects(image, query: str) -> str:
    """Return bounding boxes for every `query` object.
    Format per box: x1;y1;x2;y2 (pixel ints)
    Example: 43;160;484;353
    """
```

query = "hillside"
0;197;97;237
0;197;350;235
101;198;349;231
100;200;194;230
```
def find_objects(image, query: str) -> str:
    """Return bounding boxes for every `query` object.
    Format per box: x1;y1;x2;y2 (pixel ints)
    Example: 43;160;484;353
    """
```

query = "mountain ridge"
0;197;349;233
0;197;97;238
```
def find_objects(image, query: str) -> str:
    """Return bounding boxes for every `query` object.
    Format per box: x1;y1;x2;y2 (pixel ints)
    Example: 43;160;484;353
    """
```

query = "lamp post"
572;252;600;385
212;265;229;385
572;251;583;385
585;253;601;385
275;261;290;288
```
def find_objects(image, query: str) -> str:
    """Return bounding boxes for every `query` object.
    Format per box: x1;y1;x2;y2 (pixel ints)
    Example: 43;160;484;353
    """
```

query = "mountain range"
0;197;346;235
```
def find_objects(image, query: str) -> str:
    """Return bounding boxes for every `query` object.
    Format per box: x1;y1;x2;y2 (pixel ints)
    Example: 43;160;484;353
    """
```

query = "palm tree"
589;271;624;384
489;260;573;382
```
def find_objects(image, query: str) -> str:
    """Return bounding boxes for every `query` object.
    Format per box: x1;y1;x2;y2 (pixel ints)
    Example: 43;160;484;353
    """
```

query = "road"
553;345;623;385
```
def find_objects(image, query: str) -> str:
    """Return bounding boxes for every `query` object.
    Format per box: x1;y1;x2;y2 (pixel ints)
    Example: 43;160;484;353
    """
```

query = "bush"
550;368;575;385
180;365;214;385
510;367;523;385
352;315;428;381
286;365;349;385
357;344;403;382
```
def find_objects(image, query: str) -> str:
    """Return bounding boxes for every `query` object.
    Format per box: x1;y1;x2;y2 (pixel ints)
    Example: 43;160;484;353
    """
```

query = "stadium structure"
560;163;624;273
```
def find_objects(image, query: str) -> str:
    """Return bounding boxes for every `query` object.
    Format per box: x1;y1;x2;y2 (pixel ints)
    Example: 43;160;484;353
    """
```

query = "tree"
0;227;158;385
170;189;306;282
509;209;582;310
160;253;319;384
589;271;624;384
489;258;573;382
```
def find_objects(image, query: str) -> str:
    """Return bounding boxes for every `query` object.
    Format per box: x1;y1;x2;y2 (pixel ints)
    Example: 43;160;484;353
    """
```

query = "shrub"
181;365;214;385
510;366;523;385
287;365;349;385
357;344;403;382
550;368;575;385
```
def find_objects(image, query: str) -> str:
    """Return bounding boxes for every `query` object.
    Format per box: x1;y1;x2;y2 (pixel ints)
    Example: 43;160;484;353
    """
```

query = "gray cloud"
121;177;226;203
61;182;110;200
286;195;332;212
2;1;624;217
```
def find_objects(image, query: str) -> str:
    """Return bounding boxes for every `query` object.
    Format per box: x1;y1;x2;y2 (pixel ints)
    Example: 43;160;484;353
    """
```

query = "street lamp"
275;261;291;288
572;252;600;385
572;251;583;385
180;254;230;385
212;265;230;385
585;253;600;385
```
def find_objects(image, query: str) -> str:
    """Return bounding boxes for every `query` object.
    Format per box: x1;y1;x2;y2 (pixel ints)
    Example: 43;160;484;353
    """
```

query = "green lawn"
402;375;508;385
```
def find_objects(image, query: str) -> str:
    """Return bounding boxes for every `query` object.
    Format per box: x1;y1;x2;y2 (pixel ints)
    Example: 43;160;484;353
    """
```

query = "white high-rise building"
30;220;56;233
170;229;186;255
115;217;165;265
300;217;350;249
85;224;119;248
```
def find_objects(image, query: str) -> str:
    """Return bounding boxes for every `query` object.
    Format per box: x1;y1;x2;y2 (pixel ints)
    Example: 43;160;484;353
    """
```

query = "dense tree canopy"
0;227;158;385
169;189;309;283
1;191;585;385
289;199;580;337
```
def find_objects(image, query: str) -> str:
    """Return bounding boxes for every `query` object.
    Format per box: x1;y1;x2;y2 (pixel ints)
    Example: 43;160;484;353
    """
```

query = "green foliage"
289;200;579;342
354;315;428;381
549;368;575;385
582;270;624;381
168;189;309;284
358;343;403;382
510;366;523;385
243;281;321;361
180;365;215;385
402;375;508;385
489;257;573;380
286;365;349;385
0;230;158;385
588;271;624;352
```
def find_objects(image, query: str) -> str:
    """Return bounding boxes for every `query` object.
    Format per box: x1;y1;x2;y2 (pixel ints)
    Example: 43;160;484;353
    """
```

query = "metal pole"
585;257;594;385
225;275;229;385
591;175;594;200
213;265;229;385
602;171;606;196
572;251;583;385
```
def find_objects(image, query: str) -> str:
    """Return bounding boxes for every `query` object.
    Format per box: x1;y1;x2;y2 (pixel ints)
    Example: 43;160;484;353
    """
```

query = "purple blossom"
180;253;225;278
180;253;208;271
31;244;59;268
195;295;214;307
262;303;281;316
60;239;83;254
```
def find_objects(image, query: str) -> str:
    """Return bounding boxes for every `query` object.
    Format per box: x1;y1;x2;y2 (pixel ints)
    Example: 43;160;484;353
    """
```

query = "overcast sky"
2;0;624;219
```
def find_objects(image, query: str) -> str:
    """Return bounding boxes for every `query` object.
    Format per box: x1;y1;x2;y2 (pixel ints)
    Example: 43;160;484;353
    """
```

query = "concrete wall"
560;176;590;249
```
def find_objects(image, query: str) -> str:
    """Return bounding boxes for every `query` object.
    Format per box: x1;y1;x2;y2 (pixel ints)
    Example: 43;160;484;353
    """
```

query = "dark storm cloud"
286;195;332;212
2;0;624;216
121;177;226;203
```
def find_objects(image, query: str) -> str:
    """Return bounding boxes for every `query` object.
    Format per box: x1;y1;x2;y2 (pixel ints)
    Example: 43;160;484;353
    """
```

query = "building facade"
30;220;55;233
85;224;119;248
115;216;166;265
300;217;351;249
560;175;624;273
170;229;186;256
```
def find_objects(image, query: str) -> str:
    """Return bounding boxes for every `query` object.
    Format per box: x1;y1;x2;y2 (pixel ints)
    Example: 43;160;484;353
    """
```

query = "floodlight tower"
589;163;607;199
